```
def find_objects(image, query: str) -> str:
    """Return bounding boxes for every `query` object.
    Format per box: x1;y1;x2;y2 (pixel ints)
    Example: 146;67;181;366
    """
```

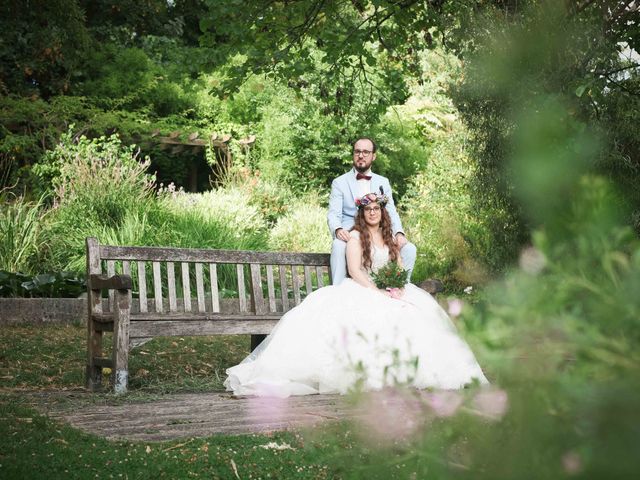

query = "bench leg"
112;288;131;395
86;324;103;391
251;334;267;351
86;284;105;391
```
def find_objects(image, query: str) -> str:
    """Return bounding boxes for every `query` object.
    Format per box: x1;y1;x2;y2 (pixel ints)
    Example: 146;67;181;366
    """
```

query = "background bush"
268;202;332;253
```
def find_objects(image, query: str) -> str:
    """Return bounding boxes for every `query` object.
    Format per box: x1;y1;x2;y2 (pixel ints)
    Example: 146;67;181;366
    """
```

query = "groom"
327;137;417;285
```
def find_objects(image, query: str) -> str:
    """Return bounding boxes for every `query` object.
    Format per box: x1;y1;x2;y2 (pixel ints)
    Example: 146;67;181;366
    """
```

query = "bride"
224;193;488;397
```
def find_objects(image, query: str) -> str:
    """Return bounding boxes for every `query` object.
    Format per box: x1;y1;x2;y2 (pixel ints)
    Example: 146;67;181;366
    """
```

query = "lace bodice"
370;243;390;273
350;231;389;273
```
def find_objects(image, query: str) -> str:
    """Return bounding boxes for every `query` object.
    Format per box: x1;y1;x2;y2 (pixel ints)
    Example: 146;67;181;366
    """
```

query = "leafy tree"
0;0;89;97
200;0;473;116
451;0;640;232
200;0;640;234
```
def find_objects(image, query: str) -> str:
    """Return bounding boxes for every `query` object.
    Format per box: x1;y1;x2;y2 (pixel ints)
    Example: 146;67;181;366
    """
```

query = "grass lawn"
0;324;251;393
1;396;339;479
0;324;414;479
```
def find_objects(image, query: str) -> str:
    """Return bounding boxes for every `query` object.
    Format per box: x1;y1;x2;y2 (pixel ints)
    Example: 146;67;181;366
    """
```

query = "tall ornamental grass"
160;188;267;251
0;194;49;274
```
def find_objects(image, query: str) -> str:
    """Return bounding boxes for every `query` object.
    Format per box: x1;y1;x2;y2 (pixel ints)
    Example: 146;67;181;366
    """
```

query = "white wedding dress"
225;237;488;397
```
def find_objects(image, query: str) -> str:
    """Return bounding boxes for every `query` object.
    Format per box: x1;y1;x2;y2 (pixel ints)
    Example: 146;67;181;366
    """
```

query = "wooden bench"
85;237;331;394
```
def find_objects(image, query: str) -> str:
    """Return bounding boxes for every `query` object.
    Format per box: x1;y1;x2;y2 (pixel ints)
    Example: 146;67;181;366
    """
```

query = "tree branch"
604;73;640;96
594;63;640;77
572;0;600;15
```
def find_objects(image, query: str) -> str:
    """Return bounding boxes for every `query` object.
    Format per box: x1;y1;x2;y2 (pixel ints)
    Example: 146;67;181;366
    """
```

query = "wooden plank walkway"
45;392;363;441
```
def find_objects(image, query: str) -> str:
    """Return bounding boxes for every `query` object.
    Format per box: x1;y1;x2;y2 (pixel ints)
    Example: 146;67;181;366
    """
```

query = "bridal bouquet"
371;262;409;289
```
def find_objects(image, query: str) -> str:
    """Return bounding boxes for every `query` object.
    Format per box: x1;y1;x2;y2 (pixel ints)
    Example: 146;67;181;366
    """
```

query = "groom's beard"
354;164;370;173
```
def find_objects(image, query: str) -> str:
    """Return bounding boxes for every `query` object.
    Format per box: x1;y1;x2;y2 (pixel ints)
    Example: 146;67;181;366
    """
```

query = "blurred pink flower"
424;391;463;417
247;385;289;426
562;451;583;475
357;388;424;443
448;298;464;317
519;246;546;275
470;388;509;421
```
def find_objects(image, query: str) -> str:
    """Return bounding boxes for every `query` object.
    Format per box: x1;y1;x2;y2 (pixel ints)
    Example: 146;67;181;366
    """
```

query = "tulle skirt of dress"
224;279;488;397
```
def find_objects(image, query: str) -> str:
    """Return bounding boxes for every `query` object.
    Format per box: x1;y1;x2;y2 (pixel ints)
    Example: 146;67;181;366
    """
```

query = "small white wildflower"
463;286;473;294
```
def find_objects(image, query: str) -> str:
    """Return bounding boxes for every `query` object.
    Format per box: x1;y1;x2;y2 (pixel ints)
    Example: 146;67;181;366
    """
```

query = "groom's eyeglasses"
353;149;373;157
364;206;381;213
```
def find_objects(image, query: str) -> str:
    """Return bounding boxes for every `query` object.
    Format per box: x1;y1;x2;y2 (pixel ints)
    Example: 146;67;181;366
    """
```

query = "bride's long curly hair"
352;203;399;270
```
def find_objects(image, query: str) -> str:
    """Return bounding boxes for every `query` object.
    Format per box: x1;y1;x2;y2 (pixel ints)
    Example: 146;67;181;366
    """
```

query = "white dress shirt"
355;168;372;198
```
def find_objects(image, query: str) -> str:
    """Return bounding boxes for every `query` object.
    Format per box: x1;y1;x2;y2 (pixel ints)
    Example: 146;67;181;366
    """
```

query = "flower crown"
355;192;389;209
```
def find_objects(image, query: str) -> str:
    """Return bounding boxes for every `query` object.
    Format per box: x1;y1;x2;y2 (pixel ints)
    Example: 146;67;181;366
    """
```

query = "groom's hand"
395;232;408;248
336;228;351;242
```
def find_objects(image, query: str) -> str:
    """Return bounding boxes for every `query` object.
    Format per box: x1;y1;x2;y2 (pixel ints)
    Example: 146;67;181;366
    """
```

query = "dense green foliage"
0;270;85;298
2;2;640;478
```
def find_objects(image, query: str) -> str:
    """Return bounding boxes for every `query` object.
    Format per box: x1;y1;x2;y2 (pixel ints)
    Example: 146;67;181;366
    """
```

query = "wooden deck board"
43;392;362;441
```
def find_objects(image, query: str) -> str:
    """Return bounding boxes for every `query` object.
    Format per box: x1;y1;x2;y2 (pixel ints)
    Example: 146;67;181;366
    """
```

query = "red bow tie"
356;173;372;180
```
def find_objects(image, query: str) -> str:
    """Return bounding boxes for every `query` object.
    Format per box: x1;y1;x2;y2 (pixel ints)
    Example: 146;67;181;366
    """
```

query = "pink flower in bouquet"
387;287;403;299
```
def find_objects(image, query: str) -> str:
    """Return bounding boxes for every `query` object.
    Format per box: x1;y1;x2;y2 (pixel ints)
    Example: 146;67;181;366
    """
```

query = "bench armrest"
88;274;133;291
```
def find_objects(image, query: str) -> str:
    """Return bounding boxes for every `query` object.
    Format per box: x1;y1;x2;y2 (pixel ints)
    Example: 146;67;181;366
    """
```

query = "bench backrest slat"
167;262;177;312
249;263;266;315
236;264;247;313
292;265;302;306
195;263;206;313
181;262;191;312
279;265;289;311
209;263;220;313
266;265;276;313
137;262;148;313
152;261;163;312
303;266;313;294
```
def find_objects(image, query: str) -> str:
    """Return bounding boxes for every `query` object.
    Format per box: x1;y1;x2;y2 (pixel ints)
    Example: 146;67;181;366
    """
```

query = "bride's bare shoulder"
350;230;360;239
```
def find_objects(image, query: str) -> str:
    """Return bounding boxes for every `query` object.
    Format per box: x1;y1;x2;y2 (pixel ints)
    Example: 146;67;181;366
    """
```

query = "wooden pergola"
150;130;256;190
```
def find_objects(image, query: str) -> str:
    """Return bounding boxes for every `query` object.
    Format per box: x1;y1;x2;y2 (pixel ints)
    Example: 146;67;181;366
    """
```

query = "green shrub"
398;49;523;285
35;130;155;220
37;131;157;271
0;270;85;298
401;115;514;286
78;47;156;109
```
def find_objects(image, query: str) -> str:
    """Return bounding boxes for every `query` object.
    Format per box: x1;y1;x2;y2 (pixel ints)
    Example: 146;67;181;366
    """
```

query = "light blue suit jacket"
327;169;404;238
